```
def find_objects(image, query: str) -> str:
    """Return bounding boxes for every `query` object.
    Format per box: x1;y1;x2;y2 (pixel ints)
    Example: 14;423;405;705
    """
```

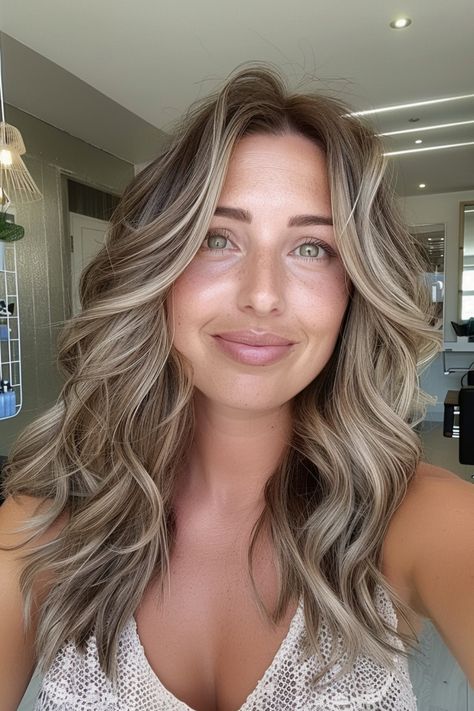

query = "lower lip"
212;336;295;365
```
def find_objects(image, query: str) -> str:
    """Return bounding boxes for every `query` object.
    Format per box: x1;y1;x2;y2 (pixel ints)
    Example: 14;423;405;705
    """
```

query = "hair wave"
1;61;441;690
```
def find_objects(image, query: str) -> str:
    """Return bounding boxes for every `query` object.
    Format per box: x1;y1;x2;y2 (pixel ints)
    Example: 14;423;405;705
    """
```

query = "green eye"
294;239;333;261
297;242;323;258
206;233;229;250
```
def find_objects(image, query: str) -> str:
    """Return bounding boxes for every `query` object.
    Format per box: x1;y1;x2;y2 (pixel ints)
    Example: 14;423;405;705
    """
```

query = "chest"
135;516;300;711
134;508;422;711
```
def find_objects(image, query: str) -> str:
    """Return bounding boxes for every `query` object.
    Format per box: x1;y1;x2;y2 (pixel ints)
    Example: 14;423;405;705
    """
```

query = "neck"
176;390;293;514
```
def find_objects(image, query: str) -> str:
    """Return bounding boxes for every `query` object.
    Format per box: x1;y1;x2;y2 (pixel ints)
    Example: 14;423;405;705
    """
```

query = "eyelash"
201;230;336;262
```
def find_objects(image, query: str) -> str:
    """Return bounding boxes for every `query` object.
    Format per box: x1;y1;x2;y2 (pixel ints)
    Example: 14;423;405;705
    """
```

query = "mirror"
409;223;445;333
458;201;474;326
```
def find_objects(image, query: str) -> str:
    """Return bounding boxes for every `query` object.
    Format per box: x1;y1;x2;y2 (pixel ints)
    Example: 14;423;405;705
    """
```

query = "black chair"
444;386;474;464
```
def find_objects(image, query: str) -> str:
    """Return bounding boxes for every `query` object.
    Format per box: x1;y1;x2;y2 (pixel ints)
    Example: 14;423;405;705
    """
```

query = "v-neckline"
128;597;304;711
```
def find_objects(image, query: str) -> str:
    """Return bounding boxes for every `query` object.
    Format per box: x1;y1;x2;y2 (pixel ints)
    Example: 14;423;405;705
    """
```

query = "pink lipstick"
212;332;295;365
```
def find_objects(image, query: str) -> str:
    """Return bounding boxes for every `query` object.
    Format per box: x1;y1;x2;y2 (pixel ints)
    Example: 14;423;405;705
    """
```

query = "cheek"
166;276;189;343
298;270;350;331
173;261;229;304
169;260;235;325
332;277;351;322
328;264;351;312
167;267;218;349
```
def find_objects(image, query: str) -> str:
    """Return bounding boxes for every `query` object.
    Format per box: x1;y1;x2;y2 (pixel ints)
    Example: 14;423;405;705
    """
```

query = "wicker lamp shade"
0;35;43;206
0;122;26;154
0;122;42;204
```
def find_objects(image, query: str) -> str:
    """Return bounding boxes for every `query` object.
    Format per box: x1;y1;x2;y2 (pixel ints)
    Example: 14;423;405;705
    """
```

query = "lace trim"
34;583;418;711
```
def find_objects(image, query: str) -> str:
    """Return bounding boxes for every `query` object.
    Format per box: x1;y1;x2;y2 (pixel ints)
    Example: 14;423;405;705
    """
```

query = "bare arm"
0;495;67;711
409;464;474;689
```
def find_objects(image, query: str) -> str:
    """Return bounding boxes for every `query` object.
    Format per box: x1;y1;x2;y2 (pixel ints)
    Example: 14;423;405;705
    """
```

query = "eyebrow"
214;205;333;227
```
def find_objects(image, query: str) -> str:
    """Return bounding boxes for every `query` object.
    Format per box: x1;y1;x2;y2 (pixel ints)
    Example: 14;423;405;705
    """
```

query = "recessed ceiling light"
415;139;423;144
390;17;412;29
419;184;426;189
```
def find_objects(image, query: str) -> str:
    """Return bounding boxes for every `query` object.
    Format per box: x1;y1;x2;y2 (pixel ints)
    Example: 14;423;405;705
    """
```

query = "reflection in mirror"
459;201;474;323
409;224;445;333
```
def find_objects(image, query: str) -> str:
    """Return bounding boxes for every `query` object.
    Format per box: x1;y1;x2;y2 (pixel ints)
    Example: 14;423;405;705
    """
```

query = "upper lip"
214;330;295;346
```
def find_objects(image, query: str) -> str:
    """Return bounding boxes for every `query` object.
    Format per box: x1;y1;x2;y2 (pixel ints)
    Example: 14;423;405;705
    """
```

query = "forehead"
218;132;330;205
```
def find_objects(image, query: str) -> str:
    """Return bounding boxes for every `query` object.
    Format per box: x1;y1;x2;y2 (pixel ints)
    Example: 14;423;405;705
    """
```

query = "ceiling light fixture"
379;119;474;136
390;17;412;29
419;184;426;189
349;93;474;117
415;139;423;144
383;141;474;156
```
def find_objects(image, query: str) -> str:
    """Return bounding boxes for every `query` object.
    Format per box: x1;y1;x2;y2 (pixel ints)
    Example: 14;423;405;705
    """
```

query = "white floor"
17;421;474;710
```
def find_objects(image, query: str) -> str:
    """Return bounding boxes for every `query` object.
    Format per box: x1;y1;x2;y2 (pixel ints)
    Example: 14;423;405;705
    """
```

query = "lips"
215;330;294;346
212;333;295;366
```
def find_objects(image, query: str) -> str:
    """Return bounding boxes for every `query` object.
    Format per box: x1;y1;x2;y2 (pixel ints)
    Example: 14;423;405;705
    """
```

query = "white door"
69;212;109;315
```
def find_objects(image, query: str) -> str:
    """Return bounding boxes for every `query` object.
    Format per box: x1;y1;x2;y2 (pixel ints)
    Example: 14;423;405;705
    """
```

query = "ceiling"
0;0;473;196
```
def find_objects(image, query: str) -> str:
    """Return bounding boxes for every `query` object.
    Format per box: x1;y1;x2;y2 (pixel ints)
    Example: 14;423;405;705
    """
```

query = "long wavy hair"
1;61;441;690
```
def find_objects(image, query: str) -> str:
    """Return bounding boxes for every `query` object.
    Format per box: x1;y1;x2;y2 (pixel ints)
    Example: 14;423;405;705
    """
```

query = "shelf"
0;407;21;420
0;241;22;416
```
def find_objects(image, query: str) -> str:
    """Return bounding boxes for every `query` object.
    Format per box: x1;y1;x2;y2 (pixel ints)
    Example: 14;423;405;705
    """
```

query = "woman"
1;63;473;710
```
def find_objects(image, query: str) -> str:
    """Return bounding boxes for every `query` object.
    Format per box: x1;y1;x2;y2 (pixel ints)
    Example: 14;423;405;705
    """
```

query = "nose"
236;250;286;316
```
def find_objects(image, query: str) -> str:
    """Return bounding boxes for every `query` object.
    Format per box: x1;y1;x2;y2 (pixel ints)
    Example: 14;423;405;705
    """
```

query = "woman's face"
168;132;350;413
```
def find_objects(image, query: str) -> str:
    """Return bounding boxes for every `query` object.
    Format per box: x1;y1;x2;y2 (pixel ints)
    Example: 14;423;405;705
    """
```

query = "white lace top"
34;583;418;710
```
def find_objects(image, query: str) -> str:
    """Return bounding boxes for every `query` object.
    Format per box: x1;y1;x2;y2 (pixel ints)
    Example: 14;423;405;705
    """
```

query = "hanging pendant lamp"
0;36;42;207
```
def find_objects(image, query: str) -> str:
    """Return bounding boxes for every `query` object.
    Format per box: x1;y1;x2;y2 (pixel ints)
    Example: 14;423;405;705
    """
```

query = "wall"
0;104;135;455
399;188;474;420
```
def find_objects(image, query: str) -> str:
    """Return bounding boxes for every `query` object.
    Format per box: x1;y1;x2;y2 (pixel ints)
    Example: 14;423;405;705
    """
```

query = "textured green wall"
0;104;135;455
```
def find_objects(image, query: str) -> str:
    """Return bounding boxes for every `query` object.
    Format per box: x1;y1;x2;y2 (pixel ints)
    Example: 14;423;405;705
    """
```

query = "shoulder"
403;461;474;686
383;461;465;556
381;461;463;608
0;495;70;708
0;494;70;540
404;460;472;523
399;461;473;580
390;460;471;524
414;459;467;486
0;494;70;596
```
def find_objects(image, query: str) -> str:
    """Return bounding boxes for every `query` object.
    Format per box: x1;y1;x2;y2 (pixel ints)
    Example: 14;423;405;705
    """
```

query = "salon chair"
444;385;474;465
